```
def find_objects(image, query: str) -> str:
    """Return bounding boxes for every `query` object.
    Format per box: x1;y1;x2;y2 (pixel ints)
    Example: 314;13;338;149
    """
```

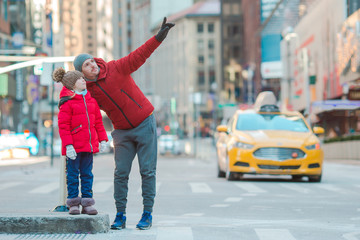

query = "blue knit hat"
73;53;94;71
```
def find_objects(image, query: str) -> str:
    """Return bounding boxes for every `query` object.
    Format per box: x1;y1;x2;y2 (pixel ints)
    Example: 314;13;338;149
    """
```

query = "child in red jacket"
53;68;108;215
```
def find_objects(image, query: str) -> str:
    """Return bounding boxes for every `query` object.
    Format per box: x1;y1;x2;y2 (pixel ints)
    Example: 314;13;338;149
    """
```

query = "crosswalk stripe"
224;197;242;202
0;182;23;191
235;183;267;193
189;182;212;193
93;181;113;193
255;228;296;240
315;184;342;192
210;204;229;208
29;182;59;194
137;182;162;193
156;227;193;240
279;183;311;194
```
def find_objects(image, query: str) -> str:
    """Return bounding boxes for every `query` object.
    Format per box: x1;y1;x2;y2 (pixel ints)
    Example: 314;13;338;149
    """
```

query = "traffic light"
170;98;176;114
164;125;170;132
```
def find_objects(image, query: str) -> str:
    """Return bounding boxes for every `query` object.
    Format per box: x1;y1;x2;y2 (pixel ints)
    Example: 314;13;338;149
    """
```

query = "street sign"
0;74;8;96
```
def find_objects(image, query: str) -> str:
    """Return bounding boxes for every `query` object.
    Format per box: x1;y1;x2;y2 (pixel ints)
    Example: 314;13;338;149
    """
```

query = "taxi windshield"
235;113;309;132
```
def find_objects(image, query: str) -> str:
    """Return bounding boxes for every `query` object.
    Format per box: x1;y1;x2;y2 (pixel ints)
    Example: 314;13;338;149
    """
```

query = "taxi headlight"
305;143;320;150
230;141;254;150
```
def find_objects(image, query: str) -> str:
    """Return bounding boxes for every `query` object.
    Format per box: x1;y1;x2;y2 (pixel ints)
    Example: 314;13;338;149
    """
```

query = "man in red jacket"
73;17;174;230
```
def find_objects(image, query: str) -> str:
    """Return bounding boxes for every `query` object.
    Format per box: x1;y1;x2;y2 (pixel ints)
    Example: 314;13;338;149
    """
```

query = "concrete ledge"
0;213;110;234
323;140;360;160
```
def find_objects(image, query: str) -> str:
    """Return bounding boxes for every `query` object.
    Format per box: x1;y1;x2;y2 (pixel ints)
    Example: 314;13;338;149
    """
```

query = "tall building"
220;0;244;103
241;0;261;103
151;0;221;137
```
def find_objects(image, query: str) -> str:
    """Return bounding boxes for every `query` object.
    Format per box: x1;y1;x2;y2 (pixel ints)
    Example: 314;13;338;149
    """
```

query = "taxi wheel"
225;155;236;181
217;164;225;178
308;174;322;182
226;170;236;181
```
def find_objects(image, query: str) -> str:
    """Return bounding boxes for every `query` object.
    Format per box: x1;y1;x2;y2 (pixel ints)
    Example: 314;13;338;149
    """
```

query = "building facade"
151;0;221;137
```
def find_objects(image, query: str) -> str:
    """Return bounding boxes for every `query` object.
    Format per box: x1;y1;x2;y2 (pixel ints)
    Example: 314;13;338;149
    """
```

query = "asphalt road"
0;149;360;240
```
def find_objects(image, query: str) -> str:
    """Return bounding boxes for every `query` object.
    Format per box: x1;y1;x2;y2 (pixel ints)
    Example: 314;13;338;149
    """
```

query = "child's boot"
66;197;81;215
81;198;98;215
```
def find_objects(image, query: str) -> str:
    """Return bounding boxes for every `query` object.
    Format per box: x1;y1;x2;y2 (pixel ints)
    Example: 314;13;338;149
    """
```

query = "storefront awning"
311;100;360;115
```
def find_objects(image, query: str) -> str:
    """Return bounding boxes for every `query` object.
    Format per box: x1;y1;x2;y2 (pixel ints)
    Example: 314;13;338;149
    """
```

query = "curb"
0;213;110;234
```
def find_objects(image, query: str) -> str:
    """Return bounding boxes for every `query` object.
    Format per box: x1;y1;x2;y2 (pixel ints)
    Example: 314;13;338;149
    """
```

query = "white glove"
66;145;77;160
99;141;107;153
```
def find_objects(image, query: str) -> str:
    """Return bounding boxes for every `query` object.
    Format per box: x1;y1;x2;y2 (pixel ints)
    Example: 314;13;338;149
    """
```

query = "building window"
209;70;216;85
198;71;205;85
197;23;204;33
232;2;241;15
224;45;229;59
208;23;214;33
226;24;241;38
233;25;240;37
233;45;240;58
198;55;204;64
209;54;215;66
208;39;214;50
198;39;204;50
223;3;231;15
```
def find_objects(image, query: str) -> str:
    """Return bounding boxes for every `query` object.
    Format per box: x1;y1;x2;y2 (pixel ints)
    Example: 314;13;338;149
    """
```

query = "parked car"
216;92;324;182
158;135;182;155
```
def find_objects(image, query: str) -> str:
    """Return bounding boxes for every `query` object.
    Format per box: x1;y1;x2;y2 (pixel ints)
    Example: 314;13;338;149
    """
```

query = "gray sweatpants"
111;114;157;213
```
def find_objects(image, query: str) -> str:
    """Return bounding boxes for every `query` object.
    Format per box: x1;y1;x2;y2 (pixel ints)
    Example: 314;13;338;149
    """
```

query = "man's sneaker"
111;212;126;230
136;211;152;230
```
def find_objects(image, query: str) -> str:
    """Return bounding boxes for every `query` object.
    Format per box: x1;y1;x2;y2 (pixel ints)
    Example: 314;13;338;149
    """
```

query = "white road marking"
255;228;296;240
235;183;267;193
29;182;59;194
93;181;112;193
279;183;311;194
242;193;258;197
224;197;242;202
156;227;193;240
315;184;342;192
0;182;23;191
182;213;204;217
343;231;360;240
189;182;212;193
210;204;229;208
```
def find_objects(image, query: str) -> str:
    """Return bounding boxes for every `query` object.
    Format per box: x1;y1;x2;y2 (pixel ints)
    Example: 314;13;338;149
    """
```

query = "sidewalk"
0;139;359;235
0;213;109;234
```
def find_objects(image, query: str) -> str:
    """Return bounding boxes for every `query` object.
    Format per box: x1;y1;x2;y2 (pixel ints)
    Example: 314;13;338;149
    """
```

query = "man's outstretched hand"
155;17;175;42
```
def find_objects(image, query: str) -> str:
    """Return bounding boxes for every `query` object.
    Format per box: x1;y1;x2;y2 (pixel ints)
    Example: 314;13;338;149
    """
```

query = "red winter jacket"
86;36;161;130
58;87;108;156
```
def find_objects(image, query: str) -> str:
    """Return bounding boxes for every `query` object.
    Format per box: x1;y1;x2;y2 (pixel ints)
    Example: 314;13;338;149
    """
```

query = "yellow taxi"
216;93;324;182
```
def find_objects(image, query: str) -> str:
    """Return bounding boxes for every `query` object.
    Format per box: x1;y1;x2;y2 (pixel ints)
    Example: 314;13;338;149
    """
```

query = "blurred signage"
34;64;43;75
15;69;24;101
260;0;278;22
0;74;8;96
337;9;360;77
27;75;39;104
33;2;44;45
260;0;282;79
348;88;360;100
261;61;283;79
12;32;24;48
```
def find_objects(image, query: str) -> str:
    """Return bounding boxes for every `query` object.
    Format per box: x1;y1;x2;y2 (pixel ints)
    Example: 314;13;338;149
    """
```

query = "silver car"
158;135;182;155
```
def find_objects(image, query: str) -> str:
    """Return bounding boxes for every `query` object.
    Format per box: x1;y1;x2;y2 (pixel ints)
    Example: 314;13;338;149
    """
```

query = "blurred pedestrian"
53;68;108;215
73;17;174;230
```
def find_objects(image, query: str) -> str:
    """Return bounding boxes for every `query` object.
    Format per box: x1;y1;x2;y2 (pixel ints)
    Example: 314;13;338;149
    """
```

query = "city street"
0;141;360;240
